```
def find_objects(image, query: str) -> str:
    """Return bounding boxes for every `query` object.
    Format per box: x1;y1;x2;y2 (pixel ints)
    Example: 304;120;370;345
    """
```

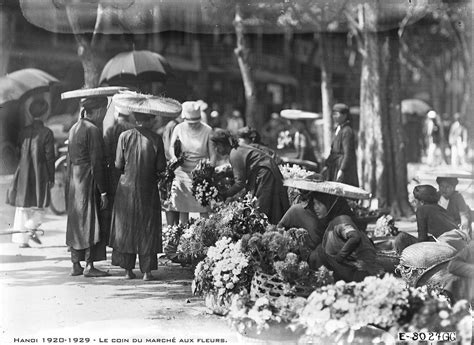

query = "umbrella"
99;50;173;85
401;99;431;116
0;68;58;104
112;91;182;117
283;178;371;199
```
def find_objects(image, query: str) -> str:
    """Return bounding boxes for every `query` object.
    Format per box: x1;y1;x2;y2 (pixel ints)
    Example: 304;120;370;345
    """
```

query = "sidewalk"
0;210;239;344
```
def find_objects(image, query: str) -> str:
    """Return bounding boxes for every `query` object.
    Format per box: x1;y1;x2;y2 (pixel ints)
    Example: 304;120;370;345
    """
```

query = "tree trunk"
358;5;412;216
0;8;14;75
233;4;258;129
383;29;412;216
66;5;105;88
320;32;334;157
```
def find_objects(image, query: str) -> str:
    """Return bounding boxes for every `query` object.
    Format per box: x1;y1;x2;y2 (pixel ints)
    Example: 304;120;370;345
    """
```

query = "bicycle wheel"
50;156;67;215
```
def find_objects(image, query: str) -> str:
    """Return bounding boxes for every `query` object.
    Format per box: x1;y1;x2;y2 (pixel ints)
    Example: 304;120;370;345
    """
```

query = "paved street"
0;176;239;345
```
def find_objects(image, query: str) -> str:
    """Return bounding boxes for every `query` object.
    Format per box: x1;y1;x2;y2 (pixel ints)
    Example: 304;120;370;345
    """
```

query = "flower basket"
250;271;313;300
204;291;232;316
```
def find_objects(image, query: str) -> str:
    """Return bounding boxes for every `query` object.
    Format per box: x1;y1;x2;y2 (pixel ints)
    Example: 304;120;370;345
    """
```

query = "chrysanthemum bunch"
191;159;219;207
279;164;313;180
192;237;253;301
228;291;306;337
374;215;399;237
296;275;411;339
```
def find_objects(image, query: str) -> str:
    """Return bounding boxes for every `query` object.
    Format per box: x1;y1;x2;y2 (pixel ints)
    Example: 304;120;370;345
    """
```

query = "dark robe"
104;120;135;197
225;144;289;224
325;122;359;187
66;118;108;261
416;204;458;241
314;215;382;282
277;203;323;248
445;192;472;231
9;120;55;208
109;127;166;257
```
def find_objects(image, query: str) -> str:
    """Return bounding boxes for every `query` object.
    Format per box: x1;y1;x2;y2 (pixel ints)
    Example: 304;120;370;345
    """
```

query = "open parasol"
0;68;58;104
280;109;322;121
99;50;173;85
283;178;371;199
112;91;181;117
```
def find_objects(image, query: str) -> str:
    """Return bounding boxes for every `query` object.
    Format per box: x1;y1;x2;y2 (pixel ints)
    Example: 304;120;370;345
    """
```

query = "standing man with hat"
169;101;216;225
322;103;359;187
62;87;125;277
108;93;180;280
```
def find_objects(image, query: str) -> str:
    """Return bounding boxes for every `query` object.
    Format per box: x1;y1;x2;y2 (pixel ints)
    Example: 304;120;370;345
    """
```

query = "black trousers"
111;249;158;273
70;240;107;264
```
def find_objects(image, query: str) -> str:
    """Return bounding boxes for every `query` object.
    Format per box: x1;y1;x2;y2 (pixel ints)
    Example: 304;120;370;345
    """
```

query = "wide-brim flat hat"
283;178;371;199
61;86;128;100
112;91;182;117
181;101;202;122
280;109;321;121
422;167;474;180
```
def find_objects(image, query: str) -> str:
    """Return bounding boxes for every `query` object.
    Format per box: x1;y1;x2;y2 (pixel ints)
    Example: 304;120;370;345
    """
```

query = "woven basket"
397;242;457;286
400;242;457;269
250;271;314;300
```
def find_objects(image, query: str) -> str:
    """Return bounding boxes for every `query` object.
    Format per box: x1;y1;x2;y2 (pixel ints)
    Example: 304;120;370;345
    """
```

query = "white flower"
225;282;235;290
255;297;269;307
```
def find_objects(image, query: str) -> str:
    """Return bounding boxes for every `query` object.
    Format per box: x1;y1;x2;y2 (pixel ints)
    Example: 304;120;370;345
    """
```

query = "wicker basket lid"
400;242;457;269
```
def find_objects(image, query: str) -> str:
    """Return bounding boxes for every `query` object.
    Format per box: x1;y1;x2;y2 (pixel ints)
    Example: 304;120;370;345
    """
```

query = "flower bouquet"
158;138;185;209
227;291;306;342
192;237;253;316
217;194;269;241
191;159;219;207
175;217;222;266
162;223;186;256
374;215;399;237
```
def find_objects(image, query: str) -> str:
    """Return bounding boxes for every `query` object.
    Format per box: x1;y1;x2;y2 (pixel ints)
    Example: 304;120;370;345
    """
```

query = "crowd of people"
5;87;473;302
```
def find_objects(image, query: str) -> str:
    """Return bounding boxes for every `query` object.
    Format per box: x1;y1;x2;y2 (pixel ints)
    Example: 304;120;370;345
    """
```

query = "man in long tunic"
109;111;166;281
323;103;359;187
66;96;110;277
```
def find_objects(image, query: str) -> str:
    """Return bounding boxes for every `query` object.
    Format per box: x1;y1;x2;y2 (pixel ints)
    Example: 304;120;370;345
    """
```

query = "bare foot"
83;267;110;278
124;270;136;279
143;272;155;281
70;263;84;276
